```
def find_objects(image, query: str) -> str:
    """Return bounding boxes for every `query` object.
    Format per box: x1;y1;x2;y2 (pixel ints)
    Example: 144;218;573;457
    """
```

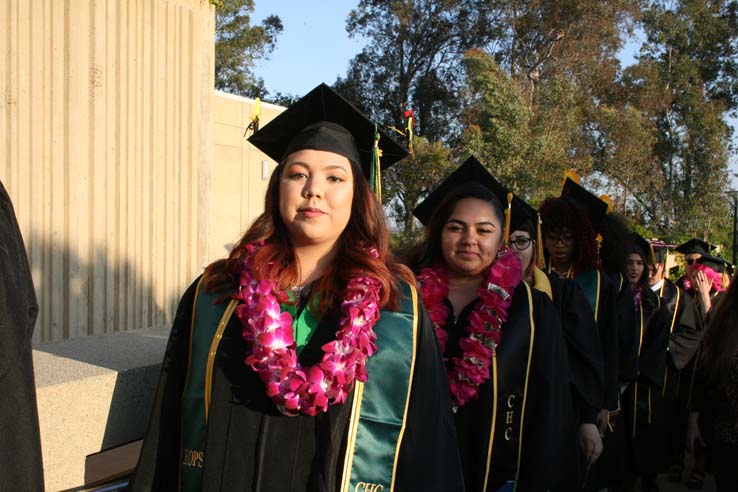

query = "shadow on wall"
31;232;187;451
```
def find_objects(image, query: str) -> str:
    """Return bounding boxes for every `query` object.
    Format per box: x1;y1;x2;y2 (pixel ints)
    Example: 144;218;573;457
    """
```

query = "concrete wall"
0;0;277;344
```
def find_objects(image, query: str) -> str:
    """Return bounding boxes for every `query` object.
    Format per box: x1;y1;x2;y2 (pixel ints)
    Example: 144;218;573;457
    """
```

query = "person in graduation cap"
408;156;572;492
132;83;464;492
611;234;670;492
507;197;606;490
686;276;738;492
648;240;704;483
538;178;621;425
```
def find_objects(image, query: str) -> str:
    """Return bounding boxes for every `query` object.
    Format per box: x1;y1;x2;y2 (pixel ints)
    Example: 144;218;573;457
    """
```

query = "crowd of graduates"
3;83;737;492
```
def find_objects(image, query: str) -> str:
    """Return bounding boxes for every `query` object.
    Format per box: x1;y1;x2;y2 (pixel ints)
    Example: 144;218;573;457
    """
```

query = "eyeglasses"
686;258;697;265
545;233;574;245
510;237;532;251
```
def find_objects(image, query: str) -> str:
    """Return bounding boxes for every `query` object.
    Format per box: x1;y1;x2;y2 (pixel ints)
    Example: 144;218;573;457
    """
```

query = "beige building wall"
1;1;284;344
209;91;283;262
0;0;219;343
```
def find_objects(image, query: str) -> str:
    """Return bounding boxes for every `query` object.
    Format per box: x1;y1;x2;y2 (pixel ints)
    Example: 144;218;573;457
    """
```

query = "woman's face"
510;230;534;272
544;228;574;266
279;149;354;248
440;197;503;277
626;253;645;287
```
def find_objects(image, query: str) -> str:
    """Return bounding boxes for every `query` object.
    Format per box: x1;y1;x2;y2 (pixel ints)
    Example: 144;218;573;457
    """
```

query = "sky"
251;1;737;185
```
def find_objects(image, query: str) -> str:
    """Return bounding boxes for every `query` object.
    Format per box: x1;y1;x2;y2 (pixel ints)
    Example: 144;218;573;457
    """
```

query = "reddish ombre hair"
204;158;413;313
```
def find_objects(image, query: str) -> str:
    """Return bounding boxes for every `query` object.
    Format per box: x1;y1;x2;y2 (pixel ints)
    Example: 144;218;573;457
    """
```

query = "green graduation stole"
573;269;601;321
178;280;418;492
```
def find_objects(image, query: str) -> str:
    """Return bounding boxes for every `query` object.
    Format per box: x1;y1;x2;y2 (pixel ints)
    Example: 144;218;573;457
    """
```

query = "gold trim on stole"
178;276;206;491
390;285;419;489
340;381;365;492
513;283;536;492
204;299;238;422
662;286;681;396
482;354;499;492
594;271;601;322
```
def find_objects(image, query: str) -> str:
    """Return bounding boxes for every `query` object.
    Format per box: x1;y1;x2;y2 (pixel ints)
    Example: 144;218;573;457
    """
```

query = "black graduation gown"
658;279;703;468
542;274;604;490
0;181;44;492
132;277;463;492
444;282;571;492
545;274;604;423
622;287;670;476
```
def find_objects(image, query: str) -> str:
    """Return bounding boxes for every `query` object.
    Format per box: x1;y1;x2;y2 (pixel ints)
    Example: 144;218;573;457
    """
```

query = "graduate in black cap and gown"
508;195;605;490
648;240;703;482
132;83;463;492
409;157;572;492
614;234;670;492
0;181;44;492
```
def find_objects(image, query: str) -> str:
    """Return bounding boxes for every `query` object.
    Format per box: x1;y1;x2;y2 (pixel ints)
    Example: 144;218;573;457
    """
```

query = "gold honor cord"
535;213;545;269
504;192;513;246
513;283;536;492
204;299;239;422
390;286;419;489
594;271;601;323
340;382;365;492
662;288;681;397
482;354;499;492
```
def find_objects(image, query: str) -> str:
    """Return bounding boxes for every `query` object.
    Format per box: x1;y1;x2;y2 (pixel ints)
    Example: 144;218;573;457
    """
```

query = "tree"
337;0;500;143
619;0;738;248
383;137;456;238
214;0;283;97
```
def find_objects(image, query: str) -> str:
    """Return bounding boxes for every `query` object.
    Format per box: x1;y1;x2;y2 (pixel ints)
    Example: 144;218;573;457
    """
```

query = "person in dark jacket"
0;180;44;491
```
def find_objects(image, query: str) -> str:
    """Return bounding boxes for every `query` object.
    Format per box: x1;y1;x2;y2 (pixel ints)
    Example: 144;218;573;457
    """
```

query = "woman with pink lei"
408;157;571;492
132;84;463;492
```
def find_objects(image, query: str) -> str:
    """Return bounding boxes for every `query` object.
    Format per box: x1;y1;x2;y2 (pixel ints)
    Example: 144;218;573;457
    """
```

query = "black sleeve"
668;289;704;370
517;290;573;491
552;277;605;418
131;277;201;492
395;302;465;492
0;181;44;491
599;275;622;411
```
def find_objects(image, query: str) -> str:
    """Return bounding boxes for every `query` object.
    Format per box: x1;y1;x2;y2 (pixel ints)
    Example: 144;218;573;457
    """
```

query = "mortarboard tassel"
244;98;261;137
405;110;415;160
504;192;513;246
648;241;656;265
600;194;614;214
370;125;382;201
536;213;545;269
563;169;580;187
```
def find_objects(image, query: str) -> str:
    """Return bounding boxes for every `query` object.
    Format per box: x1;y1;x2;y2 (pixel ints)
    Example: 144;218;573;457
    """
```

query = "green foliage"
214;0;283;97
383;136;456;235
338;0;500;142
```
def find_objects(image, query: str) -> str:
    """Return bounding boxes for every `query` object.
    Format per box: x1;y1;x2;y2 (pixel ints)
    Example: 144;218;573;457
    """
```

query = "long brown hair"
204;158;412;314
701;275;738;389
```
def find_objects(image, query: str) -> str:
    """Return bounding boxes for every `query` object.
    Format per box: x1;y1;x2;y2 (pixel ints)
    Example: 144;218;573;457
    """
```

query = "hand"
596;409;609;435
686;413;705;454
578;423;604;465
693;271;711;298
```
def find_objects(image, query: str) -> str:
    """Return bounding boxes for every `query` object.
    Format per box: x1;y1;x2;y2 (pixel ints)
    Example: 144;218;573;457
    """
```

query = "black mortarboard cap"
696;254;729;273
630;233;655;265
412;156;530;231
675;238;714;256
649;239;668;264
247;83;408;178
560;177;609;232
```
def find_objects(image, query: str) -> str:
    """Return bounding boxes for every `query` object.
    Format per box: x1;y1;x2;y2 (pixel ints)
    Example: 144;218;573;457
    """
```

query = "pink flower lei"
233;242;383;416
417;247;522;410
